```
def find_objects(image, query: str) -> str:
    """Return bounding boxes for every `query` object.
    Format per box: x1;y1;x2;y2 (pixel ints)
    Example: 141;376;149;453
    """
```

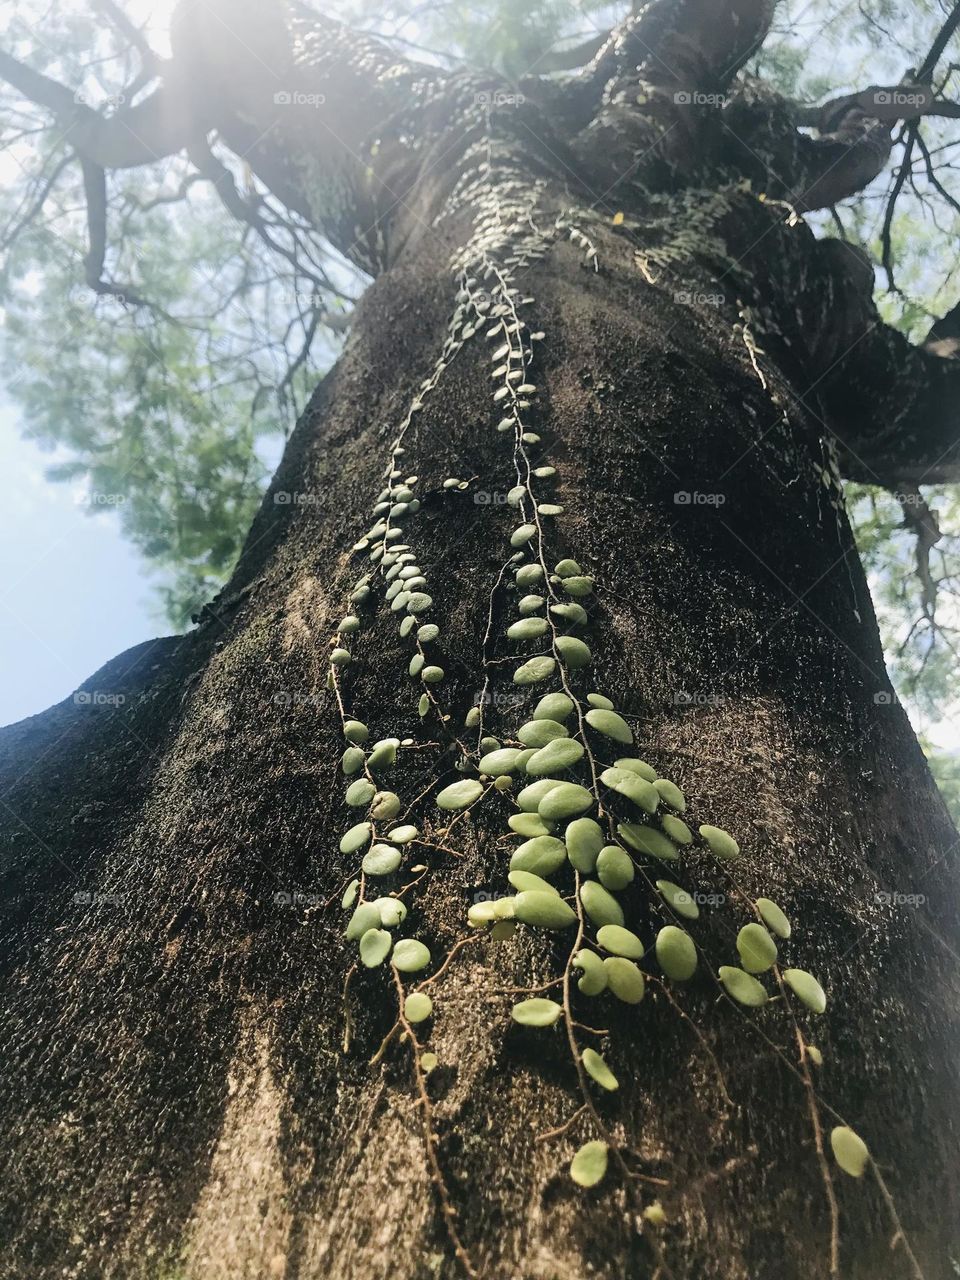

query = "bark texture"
1;5;959;1280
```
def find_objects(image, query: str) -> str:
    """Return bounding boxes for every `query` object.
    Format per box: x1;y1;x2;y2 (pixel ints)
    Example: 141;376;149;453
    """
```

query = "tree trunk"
1;16;959;1280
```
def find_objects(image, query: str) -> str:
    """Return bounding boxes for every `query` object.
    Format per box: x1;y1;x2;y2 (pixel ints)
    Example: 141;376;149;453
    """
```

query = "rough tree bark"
1;3;958;1279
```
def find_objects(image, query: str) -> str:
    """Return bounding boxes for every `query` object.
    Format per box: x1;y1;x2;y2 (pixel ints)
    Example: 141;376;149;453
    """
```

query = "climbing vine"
321;86;921;1280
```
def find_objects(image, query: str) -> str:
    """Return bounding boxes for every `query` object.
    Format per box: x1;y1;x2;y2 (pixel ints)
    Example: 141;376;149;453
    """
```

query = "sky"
0;400;158;726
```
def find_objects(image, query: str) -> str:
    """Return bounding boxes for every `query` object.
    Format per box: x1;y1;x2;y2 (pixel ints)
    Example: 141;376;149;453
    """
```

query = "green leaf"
597;924;644;958
784;968;827;1014
582;1048;619;1091
756;897;792;939
359;928;393;967
602;956;645;1003
653;778;685;811
361;844;402;876
525;737;585;774
585;708;633;744
508;869;560;895
579;880;624;927
437;779;484;810
656;926;697;981
573;949;607;995
478;747;523;775
517;719;569;747
533;692;575;721
514;656;557;685
510;834;567;876
603;769;660;814
345;779;376;807
513;890;577;930
699;824;740;860
392;939;432;973
718;965;768;1007
346;902;381;941
555;635;591;669
404;992;433;1023
618;822;677;860
655;879;699;919
538;782;593;821
830;1126;869;1177
736;923;777;973
570;1140;608;1187
565;817;604;872
340;822;372;854
507;616;548;641
596;845;635;890
613;757;657;781
511;997;562;1026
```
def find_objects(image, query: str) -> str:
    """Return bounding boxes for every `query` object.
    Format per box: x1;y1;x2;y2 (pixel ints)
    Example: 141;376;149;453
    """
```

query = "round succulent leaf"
653;778;686;811
661;815;693;845
570;1140;608;1188
533;692;575;722
508;812;553;837
340;822;372;854
699;824;740;860
362;844;402;877
597;924;644;959
517;779;563;812
613;757;657;781
582;1048;619;1091
573;949;607;995
517;719;570;747
602;956;645;1003
343;720;369;744
784;968;827;1014
392;939;432;973
359;928;393;967
736;923;778;973
513;890;577;930
507;617;548;642
596;845;635;890
656;926;698;981
511;998;562;1027
655;879;699;920
478;747;522;775
508;869;560;896
437;779;484;810
514;656;557;685
830;1126;869;1177
538;782;593;822
756;897;792;939
565;817;604;872
555;635;592;669
525;738;585;775
345;902;381;941
618;822;677;860
510;835;567;876
718;965;768;1006
579;880;624;927
404;992;433;1023
585;708;633;744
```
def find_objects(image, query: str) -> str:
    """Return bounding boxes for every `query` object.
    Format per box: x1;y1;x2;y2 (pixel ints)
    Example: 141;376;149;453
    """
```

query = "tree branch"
0;50;194;167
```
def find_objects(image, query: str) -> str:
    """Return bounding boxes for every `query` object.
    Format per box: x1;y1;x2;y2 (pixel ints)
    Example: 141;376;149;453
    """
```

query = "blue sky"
0;400;158;726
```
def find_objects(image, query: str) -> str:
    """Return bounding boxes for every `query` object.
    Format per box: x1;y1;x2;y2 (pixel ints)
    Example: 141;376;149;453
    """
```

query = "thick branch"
803;242;960;485
0;50;194;167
